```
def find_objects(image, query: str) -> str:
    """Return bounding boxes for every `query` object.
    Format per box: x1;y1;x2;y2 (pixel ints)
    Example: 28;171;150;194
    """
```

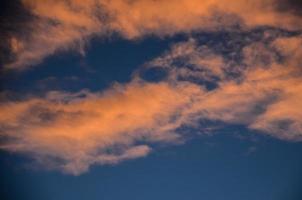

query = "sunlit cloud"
1;28;302;174
146;34;302;141
0;81;198;174
4;0;302;69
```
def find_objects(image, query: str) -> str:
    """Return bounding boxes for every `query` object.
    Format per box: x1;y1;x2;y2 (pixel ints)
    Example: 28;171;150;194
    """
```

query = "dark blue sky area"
1;130;302;200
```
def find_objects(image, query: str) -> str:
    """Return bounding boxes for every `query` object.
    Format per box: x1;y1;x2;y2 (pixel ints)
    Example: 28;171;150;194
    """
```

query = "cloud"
1;29;302;174
0;81;200;174
0;0;34;66
3;0;302;69
2;1;302;174
146;33;302;141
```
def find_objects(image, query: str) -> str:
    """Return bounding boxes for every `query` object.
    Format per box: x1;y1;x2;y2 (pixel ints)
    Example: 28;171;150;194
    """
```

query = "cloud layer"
1;28;302;174
0;81;198;174
3;0;302;69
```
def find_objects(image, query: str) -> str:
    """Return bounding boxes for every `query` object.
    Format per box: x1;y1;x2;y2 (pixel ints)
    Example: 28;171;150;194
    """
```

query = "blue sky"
1;127;302;200
1;1;302;199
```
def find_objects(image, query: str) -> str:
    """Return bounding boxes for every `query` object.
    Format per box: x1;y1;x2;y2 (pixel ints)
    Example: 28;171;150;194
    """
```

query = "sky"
1;0;302;199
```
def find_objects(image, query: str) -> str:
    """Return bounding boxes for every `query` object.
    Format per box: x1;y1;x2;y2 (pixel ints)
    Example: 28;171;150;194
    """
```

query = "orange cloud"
146;34;302;140
5;0;302;69
0;81;201;174
1;12;302;174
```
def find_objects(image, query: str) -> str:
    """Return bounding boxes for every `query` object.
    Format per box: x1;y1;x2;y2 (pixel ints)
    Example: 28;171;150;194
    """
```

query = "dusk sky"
1;0;302;199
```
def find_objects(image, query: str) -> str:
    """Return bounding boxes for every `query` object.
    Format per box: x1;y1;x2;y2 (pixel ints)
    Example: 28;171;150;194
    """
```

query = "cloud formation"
1;28;302;174
3;0;302;69
0;81;199;174
146;33;302;141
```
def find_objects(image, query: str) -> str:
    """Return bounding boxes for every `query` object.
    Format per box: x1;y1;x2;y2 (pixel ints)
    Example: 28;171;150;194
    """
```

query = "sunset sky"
1;0;302;199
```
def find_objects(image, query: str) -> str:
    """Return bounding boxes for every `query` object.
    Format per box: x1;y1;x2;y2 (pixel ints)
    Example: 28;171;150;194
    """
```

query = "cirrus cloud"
3;0;302;69
1;30;302;174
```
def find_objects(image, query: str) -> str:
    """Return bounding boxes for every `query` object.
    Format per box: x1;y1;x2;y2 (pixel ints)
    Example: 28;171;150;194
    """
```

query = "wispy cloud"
3;0;302;69
0;81;196;174
146;33;302;141
1;28;302;174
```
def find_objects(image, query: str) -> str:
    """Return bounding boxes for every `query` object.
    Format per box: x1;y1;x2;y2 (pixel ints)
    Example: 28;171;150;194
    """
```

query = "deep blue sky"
1;128;302;200
1;34;302;200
